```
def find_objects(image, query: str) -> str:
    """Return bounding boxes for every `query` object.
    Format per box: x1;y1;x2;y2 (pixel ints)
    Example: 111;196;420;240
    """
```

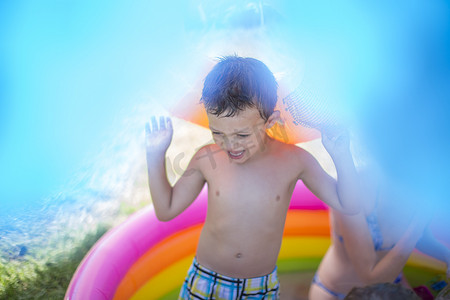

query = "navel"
235;253;242;259
216;190;220;197
275;195;280;202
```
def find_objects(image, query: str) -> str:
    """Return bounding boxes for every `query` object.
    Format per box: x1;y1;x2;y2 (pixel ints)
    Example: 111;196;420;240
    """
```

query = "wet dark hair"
201;55;278;121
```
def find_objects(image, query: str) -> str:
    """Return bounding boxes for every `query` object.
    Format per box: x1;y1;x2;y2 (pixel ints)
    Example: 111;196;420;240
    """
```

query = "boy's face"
207;107;270;164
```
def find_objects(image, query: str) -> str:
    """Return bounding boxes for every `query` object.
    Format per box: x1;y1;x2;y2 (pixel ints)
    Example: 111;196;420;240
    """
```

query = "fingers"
147;116;172;133
151;116;158;132
320;125;336;142
159;116;166;130
166;117;172;130
321;125;346;139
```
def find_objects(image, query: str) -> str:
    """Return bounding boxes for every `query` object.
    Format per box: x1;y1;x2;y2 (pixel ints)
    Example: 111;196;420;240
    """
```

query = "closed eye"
237;134;250;138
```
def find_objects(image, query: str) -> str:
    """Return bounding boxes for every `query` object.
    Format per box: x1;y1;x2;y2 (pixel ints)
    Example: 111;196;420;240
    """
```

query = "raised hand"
145;116;173;157
320;125;350;159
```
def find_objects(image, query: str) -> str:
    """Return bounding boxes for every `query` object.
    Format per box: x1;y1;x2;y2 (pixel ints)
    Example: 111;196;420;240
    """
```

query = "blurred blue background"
1;1;449;236
0;1;190;215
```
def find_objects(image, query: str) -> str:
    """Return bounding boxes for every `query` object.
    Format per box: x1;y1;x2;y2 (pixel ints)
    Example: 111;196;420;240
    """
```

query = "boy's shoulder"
189;143;224;168
278;141;322;171
194;143;222;157
263;140;317;179
270;139;312;160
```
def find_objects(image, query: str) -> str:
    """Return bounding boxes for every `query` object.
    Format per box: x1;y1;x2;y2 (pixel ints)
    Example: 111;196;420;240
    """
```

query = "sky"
1;0;449;224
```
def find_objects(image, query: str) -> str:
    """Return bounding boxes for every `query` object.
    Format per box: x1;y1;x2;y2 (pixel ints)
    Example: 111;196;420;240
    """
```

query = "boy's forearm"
333;152;361;214
146;152;173;221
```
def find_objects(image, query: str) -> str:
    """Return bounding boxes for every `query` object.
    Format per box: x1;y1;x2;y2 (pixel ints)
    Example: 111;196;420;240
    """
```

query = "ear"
265;110;284;129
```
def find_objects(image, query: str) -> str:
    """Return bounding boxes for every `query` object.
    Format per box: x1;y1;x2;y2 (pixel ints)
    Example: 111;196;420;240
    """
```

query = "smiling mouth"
227;150;245;160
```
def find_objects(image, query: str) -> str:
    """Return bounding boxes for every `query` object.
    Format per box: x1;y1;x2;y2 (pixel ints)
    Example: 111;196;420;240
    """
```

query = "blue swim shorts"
178;257;280;299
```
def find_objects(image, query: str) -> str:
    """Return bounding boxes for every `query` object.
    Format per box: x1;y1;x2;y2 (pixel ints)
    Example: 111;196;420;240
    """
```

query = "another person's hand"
145;116;173;157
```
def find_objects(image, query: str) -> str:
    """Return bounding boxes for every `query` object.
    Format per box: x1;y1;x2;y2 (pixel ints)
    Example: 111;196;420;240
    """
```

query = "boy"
145;56;360;299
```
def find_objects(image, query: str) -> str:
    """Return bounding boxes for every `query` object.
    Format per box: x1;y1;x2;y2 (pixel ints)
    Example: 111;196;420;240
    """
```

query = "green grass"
0;224;110;300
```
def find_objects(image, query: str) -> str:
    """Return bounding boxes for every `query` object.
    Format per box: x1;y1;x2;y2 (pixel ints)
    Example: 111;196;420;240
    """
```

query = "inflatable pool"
65;181;446;299
65;182;330;299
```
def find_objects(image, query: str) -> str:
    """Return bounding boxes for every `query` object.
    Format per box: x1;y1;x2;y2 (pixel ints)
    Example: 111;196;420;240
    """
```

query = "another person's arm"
146;116;206;221
337;208;429;284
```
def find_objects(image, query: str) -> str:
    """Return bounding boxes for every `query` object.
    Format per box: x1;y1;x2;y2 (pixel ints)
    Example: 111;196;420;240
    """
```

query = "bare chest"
203;160;296;215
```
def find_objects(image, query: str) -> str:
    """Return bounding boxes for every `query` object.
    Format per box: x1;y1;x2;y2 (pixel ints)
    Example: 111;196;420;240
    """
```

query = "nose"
224;136;241;151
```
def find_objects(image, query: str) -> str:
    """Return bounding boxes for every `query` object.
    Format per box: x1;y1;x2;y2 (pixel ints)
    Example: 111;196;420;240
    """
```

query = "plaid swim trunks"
178;257;280;299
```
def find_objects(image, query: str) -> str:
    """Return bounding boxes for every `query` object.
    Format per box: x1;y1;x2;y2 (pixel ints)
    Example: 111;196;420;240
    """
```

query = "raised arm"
145;116;206;221
298;128;361;214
